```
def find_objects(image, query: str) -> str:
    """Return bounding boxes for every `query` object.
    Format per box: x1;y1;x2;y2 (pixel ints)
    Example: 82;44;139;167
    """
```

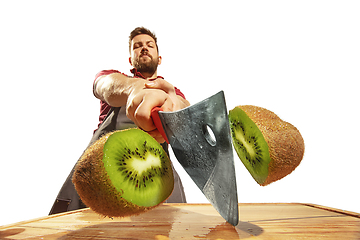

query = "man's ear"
158;56;162;65
129;57;133;66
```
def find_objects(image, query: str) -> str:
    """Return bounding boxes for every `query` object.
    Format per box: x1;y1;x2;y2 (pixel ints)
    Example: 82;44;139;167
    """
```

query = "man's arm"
94;73;190;142
94;72;146;107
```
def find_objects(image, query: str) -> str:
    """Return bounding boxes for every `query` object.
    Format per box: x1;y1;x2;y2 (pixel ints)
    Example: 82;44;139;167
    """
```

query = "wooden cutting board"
1;203;359;239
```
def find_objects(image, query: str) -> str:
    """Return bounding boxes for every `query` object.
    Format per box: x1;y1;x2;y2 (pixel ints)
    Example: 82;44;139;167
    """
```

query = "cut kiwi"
229;105;304;186
72;128;174;217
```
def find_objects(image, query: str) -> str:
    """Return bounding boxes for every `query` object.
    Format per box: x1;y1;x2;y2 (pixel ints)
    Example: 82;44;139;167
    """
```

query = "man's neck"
131;68;158;79
141;71;157;79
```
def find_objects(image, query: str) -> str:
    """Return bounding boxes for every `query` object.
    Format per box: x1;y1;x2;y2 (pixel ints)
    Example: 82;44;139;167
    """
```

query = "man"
94;27;189;142
49;27;189;215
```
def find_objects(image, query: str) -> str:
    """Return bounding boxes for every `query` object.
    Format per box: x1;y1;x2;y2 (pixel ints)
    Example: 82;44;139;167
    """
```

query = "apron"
49;107;186;215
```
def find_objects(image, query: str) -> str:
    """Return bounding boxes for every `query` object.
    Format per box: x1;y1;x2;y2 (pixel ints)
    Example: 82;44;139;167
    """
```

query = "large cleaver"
151;91;239;226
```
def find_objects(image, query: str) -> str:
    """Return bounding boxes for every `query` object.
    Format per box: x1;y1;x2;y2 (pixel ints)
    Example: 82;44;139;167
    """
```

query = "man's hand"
126;78;190;142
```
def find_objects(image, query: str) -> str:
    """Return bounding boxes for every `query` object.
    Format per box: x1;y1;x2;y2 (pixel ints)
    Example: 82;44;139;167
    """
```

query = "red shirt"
93;68;186;129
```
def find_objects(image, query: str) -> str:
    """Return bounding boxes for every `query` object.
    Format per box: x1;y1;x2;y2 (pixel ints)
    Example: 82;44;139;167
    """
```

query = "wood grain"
1;203;359;239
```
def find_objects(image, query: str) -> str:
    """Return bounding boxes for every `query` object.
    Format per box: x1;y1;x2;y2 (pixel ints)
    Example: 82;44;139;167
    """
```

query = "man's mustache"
140;50;152;59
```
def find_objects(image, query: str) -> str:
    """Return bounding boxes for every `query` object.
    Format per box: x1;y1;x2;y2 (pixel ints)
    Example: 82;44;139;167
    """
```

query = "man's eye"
133;43;142;49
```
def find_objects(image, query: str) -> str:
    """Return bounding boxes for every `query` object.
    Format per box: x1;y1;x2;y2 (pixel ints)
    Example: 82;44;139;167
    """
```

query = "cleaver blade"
152;91;239;226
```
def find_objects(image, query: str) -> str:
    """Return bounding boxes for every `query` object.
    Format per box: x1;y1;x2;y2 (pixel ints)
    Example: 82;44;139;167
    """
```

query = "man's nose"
141;45;148;52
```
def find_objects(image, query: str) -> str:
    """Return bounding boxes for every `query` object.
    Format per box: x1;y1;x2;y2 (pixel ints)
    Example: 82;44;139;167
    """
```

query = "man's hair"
129;27;158;52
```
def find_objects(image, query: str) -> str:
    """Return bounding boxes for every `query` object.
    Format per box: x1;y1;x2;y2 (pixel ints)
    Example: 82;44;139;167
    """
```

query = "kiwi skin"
230;105;305;186
72;129;174;218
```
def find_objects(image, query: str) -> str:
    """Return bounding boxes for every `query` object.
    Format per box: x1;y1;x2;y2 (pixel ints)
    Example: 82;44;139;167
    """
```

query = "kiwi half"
229;105;304;186
72;128;174;217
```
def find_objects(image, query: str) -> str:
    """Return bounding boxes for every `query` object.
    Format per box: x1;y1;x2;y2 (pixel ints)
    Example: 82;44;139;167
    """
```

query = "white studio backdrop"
1;1;359;226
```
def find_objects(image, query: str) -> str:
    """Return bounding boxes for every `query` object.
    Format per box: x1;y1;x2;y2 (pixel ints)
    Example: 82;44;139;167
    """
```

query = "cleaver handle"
151;107;170;144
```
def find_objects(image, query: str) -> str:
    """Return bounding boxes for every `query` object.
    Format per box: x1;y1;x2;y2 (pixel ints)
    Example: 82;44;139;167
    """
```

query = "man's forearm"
94;73;145;107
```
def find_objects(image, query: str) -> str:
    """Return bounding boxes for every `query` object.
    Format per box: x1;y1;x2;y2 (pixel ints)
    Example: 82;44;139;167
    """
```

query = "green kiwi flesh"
103;129;173;207
229;107;271;185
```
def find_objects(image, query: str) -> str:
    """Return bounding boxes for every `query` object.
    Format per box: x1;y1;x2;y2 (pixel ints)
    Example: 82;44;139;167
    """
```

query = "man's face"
129;34;161;76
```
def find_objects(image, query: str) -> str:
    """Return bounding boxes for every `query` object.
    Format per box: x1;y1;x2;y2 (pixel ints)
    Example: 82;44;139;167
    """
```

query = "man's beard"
133;54;158;76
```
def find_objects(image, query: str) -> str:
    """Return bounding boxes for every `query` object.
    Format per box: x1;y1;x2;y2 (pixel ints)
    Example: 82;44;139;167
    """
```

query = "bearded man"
49;27;189;215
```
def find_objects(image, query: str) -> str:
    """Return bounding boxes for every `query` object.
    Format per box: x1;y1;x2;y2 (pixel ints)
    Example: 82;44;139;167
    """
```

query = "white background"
1;1;359;226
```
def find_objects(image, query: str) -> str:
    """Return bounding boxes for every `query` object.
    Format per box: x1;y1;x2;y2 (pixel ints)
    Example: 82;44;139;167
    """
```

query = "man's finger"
147;129;165;143
133;90;167;131
145;78;175;94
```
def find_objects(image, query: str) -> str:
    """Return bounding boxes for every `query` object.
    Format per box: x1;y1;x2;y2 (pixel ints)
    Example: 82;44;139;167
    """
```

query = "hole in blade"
203;124;216;146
